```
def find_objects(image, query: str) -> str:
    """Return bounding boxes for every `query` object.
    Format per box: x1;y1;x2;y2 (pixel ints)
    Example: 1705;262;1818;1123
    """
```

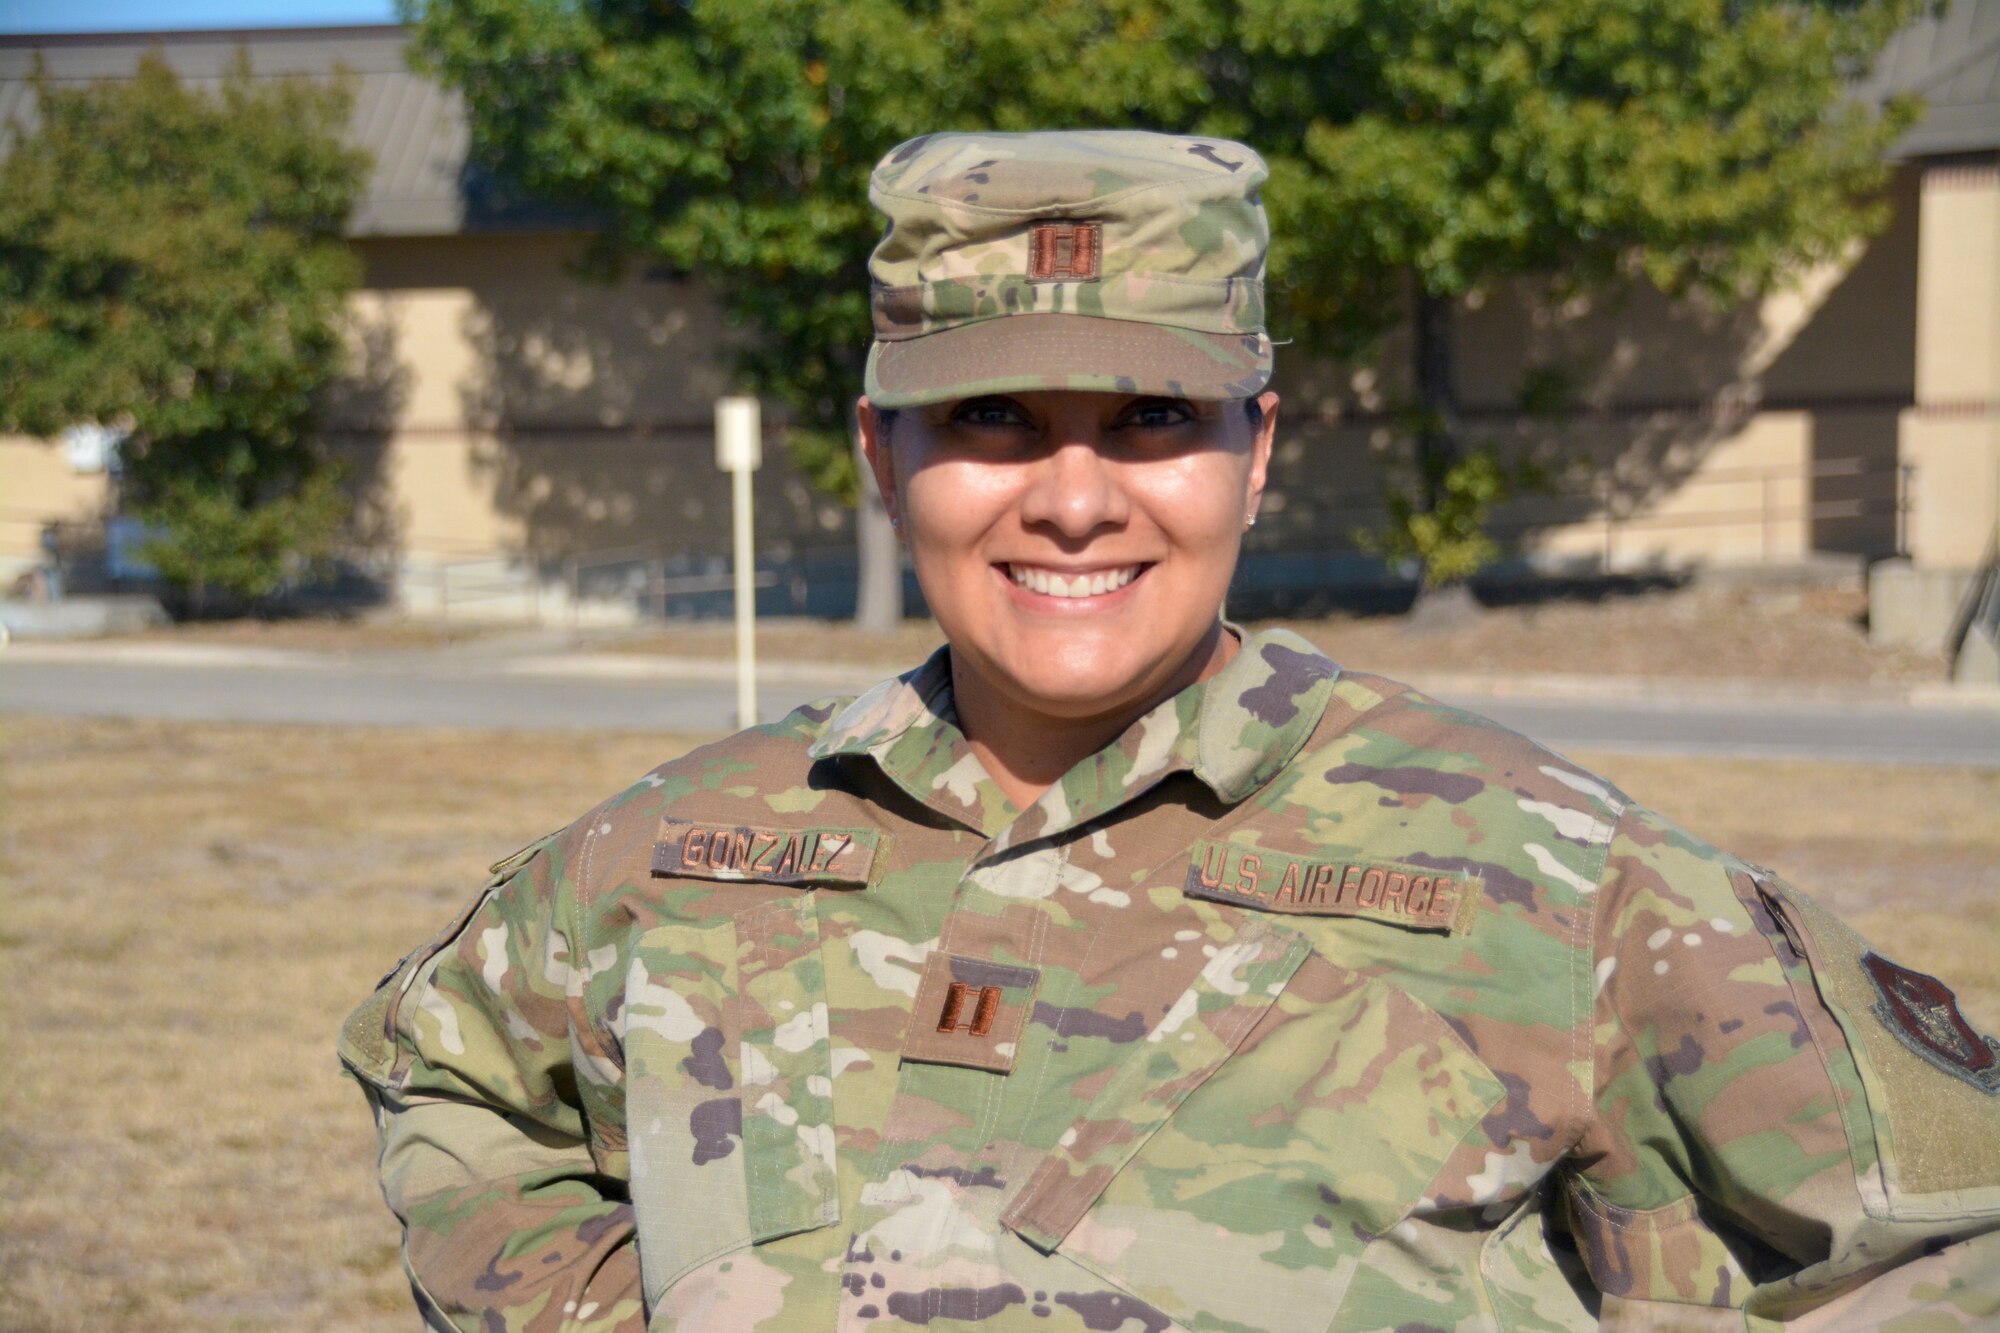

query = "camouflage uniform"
342;632;2000;1331
343;132;2000;1328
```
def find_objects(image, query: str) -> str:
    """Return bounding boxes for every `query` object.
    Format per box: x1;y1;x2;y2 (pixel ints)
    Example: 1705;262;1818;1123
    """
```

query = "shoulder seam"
1568;796;1632;1164
570;793;618;1061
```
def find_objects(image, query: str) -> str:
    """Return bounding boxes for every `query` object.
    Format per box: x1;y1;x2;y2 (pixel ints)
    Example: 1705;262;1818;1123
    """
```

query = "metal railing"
563;546;785;641
1260;454;1912;569
1552;455;1914;568
432;554;543;623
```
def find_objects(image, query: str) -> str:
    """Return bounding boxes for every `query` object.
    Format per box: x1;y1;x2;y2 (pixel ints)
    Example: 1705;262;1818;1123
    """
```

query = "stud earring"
1244;513;1258;530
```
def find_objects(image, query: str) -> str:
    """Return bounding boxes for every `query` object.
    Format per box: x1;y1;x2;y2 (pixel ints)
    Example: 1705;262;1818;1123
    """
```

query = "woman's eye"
950;397;1029;429
1120;398;1196;430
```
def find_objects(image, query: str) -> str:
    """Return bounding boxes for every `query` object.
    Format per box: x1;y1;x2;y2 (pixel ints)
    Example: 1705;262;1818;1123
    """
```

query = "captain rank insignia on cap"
1028;221;1101;281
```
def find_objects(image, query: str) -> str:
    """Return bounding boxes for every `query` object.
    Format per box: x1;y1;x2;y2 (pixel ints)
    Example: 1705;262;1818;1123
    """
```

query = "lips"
1006;564;1142;599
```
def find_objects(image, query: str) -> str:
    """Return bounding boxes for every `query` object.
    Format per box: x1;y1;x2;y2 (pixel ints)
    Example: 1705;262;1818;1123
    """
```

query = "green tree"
1234;0;1924;587
406;0;1235;626
0;51;370;610
407;0;1921;607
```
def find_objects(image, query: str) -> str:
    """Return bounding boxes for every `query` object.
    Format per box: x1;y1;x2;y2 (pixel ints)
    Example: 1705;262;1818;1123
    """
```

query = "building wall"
0;167;1933;599
0;436;110;572
1250;165;1920;571
1899;156;2000;570
334;233;849;568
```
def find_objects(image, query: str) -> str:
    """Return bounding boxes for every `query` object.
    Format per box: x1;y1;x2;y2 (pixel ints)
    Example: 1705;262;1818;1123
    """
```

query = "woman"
343;131;2000;1331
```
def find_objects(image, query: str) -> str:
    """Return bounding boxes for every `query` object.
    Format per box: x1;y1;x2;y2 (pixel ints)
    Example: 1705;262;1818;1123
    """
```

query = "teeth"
1010;565;1138;598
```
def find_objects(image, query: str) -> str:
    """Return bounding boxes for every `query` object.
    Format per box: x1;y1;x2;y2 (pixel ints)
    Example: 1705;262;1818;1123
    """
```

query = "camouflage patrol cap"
864;130;1272;408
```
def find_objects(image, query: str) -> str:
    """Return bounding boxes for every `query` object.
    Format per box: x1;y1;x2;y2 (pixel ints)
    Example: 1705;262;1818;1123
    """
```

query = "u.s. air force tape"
651;818;882;888
1184;839;1481;934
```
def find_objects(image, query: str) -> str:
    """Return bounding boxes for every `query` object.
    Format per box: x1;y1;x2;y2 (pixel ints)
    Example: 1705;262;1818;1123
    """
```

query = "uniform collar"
809;627;1339;842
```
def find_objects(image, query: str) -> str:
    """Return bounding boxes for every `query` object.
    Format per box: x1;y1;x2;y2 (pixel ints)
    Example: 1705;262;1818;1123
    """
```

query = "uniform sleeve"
339;826;643;1333
1569;803;2000;1328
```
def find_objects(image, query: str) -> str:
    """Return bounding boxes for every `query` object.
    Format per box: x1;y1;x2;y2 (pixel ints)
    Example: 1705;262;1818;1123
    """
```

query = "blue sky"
0;0;400;35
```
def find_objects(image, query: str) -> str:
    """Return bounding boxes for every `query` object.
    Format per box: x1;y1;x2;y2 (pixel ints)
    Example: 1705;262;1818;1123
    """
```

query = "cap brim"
865;313;1271;408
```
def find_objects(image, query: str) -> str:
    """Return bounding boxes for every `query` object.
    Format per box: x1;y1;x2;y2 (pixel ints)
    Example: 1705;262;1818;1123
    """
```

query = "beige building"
1;9;1995;637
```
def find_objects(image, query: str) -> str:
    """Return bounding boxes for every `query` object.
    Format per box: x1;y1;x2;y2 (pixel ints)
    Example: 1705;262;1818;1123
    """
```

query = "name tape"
652;818;880;888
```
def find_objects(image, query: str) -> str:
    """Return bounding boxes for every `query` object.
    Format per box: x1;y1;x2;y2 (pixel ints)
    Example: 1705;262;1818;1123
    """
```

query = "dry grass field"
1;716;1994;1330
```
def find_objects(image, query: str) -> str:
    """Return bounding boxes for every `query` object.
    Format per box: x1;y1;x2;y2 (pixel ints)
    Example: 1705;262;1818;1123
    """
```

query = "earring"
1244;513;1258;529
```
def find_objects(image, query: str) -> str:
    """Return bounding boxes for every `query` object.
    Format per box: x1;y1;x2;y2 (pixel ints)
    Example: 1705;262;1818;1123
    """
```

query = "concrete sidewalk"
7;632;2000;766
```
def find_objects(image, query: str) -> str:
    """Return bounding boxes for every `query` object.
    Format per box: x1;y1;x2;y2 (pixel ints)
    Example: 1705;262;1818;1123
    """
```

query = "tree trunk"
1412;289;1461;518
853;433;903;633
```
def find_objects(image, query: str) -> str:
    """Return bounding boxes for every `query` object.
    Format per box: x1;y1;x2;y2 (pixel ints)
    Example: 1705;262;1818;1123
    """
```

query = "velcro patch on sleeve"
652;818;882;888
1861;952;2000;1094
1183;840;1481;934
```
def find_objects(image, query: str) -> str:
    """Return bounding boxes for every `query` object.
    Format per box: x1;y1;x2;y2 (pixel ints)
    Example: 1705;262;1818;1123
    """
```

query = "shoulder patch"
1862;953;2000;1094
652;817;883;888
1183;840;1481;935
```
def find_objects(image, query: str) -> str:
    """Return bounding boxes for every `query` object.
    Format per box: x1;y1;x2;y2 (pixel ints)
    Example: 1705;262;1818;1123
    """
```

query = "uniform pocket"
1012;949;1505;1333
625;895;840;1306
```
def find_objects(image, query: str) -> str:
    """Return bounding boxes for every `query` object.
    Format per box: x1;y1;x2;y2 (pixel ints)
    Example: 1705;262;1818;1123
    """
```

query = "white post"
716;397;762;727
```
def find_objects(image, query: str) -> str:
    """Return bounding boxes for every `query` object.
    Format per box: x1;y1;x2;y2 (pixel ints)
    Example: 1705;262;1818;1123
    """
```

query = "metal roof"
0;24;585;237
2;6;1994;243
1858;0;2000;158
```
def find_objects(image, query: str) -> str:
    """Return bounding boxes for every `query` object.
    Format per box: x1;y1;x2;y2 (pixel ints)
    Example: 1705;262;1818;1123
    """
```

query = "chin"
997;642;1172;720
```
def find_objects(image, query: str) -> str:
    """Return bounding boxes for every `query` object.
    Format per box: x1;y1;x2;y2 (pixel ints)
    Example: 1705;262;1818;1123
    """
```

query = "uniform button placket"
836;838;1066;1328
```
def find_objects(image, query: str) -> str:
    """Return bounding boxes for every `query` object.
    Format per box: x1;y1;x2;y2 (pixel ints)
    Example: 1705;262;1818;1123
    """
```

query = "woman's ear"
1244;390;1278;524
856;396;901;536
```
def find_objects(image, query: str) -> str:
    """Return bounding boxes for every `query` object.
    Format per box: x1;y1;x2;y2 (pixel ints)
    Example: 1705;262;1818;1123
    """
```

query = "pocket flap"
1001;915;1312;1250
1023;953;1506;1333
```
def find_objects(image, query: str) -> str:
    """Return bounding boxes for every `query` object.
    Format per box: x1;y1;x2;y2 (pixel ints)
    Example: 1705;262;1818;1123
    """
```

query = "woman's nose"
1018;441;1130;538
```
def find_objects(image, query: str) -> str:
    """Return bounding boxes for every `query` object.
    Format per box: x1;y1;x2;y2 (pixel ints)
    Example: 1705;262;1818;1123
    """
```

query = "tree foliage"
409;0;1922;574
1362;444;1544;588
1239;0;1923;339
406;0;1242;498
0;52;370;606
1236;0;1924;582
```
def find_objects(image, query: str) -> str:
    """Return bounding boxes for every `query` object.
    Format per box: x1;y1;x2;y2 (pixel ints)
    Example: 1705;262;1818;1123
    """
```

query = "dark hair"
874;398;1261;437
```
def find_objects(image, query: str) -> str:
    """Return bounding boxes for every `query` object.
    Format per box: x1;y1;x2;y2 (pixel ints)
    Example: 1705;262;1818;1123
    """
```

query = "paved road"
1451;694;2000;766
0;657;843;735
4;650;1997;765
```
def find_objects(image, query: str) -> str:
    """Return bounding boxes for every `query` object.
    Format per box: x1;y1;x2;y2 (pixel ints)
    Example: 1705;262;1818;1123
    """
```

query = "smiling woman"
343;132;2000;1333
859;388;1274;803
